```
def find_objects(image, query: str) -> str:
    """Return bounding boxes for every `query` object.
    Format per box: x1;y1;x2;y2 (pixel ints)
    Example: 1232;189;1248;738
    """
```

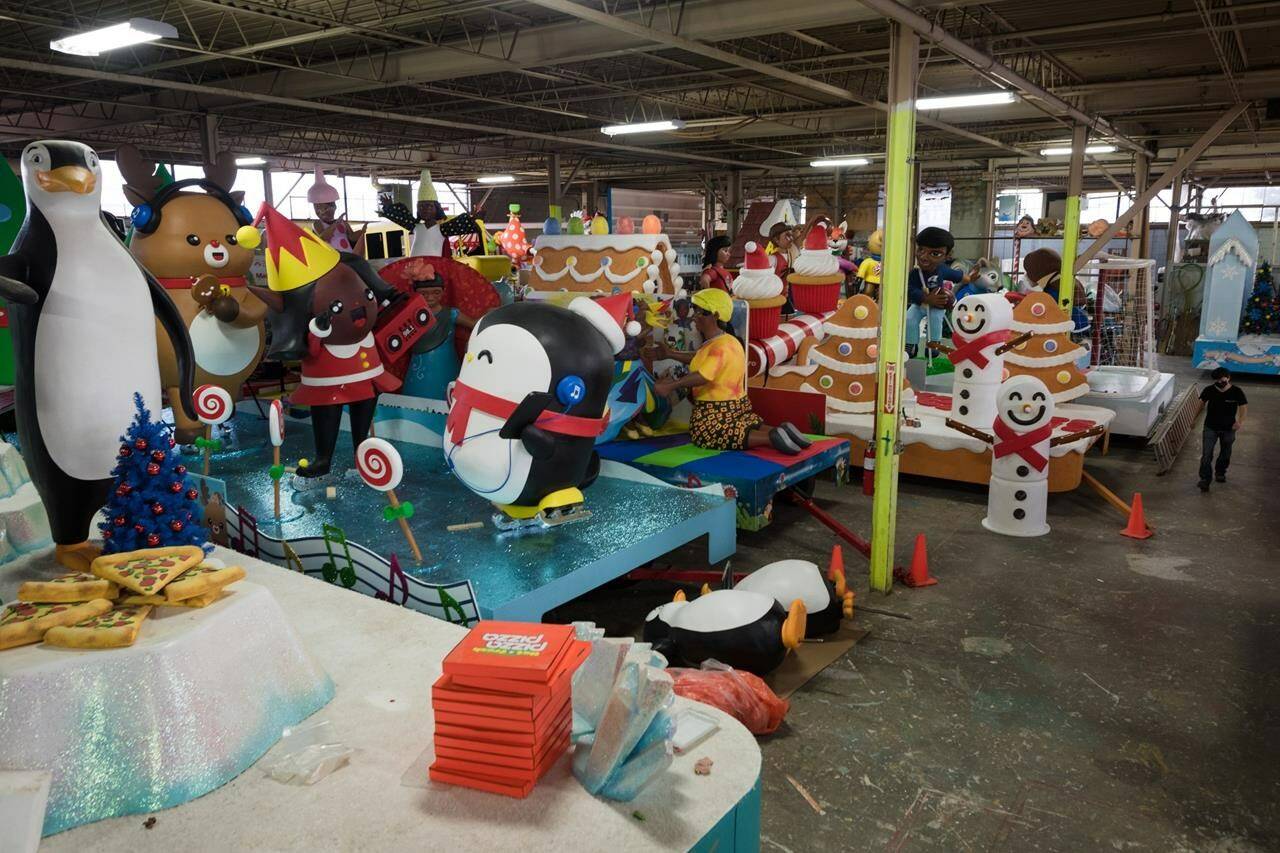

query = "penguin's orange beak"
36;166;96;195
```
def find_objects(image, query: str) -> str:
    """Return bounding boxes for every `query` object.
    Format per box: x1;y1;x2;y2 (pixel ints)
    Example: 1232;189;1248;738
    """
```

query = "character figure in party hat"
240;204;401;478
732;241;786;340
308;167;366;255
377;168;447;256
496;203;531;263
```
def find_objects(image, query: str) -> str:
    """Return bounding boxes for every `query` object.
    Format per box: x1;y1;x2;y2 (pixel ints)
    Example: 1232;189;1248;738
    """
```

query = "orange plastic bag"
667;661;789;735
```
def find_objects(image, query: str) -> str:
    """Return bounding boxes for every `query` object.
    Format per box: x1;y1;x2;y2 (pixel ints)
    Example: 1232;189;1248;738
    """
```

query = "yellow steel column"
869;22;919;594
1058;124;1087;314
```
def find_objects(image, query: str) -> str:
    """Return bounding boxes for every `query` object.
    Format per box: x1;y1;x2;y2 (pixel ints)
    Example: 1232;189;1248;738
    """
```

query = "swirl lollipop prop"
356;437;422;563
268;399;286;521
193;384;233;476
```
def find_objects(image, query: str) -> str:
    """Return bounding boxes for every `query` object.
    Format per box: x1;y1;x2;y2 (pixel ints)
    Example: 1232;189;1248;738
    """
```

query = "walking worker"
1197;366;1247;492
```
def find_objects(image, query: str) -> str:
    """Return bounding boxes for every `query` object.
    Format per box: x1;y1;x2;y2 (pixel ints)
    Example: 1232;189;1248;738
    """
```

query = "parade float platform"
828;392;1115;492
31;549;762;852
186;405;736;623
1193;334;1280;376
596;434;851;529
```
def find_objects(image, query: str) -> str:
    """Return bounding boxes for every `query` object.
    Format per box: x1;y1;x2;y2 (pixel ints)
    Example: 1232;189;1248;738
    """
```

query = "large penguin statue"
444;295;633;531
0;141;196;570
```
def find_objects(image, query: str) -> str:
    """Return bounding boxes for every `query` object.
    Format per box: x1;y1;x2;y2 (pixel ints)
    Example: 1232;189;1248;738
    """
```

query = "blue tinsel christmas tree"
99;393;208;553
1242;261;1278;336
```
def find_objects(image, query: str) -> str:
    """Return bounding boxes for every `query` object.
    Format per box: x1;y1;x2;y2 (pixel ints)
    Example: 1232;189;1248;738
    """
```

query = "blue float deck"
188;407;736;621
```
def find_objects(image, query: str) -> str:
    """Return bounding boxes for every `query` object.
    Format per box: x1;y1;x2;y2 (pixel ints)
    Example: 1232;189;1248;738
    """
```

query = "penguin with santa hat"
443;293;636;531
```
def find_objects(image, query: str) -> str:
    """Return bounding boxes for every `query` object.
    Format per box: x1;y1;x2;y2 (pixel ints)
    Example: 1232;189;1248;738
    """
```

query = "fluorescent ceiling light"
476;175;515;184
810;157;870;168
377;178;413;185
50;18;178;57
601;120;686;136
1040;144;1117;156
1001;188;1044;194
916;91;1016;110
235;156;266;166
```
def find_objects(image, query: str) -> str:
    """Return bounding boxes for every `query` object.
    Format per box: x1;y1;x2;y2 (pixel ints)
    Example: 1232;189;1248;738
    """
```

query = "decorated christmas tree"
1005;291;1088;402
1242;261;1278;336
99;394;208;553
496;203;531;263
765;294;910;413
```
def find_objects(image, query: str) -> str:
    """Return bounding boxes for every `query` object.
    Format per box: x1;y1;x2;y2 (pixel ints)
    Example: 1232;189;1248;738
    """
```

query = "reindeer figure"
119;145;267;442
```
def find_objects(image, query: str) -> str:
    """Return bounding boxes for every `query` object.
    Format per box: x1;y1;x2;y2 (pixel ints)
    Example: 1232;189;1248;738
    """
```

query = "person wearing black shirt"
1197;366;1248;491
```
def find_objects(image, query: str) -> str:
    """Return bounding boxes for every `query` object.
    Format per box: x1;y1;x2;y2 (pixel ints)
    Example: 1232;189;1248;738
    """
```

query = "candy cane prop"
268;400;286;521
193;384;233;476
356;437;423;563
746;312;829;376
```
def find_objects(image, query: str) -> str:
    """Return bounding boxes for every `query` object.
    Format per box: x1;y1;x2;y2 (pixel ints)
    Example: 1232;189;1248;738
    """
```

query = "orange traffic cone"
1120;492;1154;540
895;534;937;588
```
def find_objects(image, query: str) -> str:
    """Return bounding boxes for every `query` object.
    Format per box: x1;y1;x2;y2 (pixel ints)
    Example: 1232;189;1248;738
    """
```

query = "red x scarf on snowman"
948;328;1012;370
991;418;1053;472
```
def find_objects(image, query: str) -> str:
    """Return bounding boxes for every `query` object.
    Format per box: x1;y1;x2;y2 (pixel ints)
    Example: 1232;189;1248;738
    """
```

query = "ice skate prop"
944;293;1028;430
192;383;233;476
1120;491;1154;540
268;399;285;521
894;533;937;588
355;437;422;563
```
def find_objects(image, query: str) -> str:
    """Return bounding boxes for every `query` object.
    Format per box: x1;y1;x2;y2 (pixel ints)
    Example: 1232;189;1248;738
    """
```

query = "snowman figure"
944;293;1022;430
983;375;1056;537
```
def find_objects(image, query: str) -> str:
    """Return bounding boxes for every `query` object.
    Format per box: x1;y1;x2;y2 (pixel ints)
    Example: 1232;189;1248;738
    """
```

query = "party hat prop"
418;168;437;203
306;167;340;204
236;203;340;292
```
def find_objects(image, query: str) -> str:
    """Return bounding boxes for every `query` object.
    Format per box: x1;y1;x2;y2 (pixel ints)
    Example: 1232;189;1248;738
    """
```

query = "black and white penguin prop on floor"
642;597;688;660
734;544;854;637
946;293;1018;431
663;587;807;675
444;294;635;530
0;141;196;570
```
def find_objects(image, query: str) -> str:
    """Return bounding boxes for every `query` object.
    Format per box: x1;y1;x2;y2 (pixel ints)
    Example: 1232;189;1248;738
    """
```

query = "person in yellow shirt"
651;289;810;453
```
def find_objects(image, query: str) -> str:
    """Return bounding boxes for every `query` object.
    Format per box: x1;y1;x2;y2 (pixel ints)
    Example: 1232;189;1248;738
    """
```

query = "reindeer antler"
204;150;238;192
116;144;165;205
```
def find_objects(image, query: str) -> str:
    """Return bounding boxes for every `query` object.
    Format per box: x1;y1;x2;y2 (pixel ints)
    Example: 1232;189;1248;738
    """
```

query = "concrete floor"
550;356;1279;851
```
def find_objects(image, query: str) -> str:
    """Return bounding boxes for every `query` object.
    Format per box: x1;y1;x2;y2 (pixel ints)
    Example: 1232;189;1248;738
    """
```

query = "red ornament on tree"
169;481;183;494
147;533;161;547
146;462;161;475
169;520;185;533
134;438;149;451
185;489;198;500
118;446;131;458
115;483;133;497
151;502;165;515
175;464;188;475
134;523;145;533
113;516;126;527
151;450;166;462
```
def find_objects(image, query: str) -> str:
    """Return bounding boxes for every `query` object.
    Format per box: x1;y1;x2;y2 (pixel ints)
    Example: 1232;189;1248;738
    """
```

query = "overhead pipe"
856;0;1149;158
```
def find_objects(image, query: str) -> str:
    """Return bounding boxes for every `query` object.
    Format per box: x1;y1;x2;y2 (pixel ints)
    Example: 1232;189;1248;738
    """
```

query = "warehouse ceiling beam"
0;56;793;173
1073;103;1252;271
523;0;1033;157
856;0;1148;157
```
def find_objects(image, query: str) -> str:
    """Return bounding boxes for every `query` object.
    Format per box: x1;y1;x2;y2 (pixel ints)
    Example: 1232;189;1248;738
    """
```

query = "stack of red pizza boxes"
429;621;590;798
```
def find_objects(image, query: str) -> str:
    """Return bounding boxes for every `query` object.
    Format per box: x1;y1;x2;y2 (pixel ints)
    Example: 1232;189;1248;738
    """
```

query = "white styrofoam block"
0;770;52;853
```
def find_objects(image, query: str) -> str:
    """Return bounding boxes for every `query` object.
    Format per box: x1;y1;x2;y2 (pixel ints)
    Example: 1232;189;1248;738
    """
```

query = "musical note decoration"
320;523;357;588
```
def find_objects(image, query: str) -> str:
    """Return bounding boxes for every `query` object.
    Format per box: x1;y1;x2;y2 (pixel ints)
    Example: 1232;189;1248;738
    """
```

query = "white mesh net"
1076;257;1157;369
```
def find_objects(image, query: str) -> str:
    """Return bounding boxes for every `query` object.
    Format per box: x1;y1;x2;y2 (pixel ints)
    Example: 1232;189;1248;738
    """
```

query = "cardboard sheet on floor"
764;623;869;698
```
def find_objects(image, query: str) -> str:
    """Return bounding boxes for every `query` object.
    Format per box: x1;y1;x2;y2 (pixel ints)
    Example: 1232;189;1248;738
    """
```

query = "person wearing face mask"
1196;366;1248;491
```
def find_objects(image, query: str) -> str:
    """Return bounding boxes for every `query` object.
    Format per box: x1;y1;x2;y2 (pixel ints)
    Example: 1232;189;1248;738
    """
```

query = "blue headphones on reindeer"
129;178;254;234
